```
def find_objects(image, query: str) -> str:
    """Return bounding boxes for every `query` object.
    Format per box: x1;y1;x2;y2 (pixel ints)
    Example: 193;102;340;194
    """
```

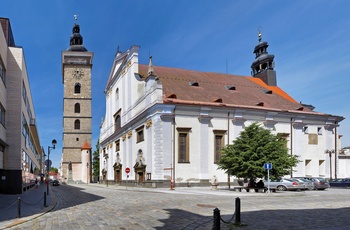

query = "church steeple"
67;15;87;52
251;30;276;86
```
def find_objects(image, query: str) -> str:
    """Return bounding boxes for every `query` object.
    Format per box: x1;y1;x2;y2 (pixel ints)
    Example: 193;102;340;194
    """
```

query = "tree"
92;139;100;180
217;122;299;181
50;167;58;173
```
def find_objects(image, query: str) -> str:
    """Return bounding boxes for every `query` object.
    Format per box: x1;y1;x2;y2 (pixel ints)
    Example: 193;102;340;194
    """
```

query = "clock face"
72;68;84;79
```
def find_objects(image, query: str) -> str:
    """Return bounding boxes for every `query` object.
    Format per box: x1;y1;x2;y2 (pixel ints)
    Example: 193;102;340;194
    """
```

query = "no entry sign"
125;167;130;174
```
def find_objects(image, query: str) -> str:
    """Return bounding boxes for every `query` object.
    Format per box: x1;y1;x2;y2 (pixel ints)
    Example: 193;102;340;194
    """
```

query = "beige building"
60;21;93;183
0;17;43;194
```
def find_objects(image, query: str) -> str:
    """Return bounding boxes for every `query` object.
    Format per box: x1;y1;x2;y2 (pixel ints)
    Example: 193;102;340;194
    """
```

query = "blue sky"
2;1;350;168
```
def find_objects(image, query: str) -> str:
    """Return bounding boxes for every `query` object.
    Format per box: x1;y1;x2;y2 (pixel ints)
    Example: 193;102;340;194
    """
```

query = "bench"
233;186;276;193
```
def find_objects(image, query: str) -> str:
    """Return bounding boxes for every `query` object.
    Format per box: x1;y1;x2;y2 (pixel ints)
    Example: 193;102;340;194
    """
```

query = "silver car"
265;179;305;191
295;177;329;190
292;178;315;190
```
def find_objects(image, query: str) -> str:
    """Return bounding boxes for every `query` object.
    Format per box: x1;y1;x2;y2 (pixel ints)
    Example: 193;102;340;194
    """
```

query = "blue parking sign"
264;163;272;170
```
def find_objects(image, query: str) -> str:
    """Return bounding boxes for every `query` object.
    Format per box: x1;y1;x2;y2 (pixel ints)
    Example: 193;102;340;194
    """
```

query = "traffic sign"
125;167;130;173
264;163;272;170
45;160;52;168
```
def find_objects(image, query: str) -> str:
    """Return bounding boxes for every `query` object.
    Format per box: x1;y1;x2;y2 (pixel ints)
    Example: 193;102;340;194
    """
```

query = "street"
6;183;350;230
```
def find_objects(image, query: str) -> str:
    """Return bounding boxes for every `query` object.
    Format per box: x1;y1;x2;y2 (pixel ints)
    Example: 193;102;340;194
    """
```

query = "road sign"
45;160;52;168
264;163;272;170
125;167;130;174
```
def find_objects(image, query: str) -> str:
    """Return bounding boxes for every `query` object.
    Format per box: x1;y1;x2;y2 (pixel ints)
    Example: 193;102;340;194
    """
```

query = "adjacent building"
60;20;93;184
0;17;43;194
99;33;344;187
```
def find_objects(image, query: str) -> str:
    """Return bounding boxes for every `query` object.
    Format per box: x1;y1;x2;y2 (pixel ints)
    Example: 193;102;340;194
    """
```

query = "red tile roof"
138;64;317;114
81;141;91;150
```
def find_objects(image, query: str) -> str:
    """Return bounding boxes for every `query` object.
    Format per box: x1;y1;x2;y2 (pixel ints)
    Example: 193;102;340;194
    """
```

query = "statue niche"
133;149;146;184
113;152;122;183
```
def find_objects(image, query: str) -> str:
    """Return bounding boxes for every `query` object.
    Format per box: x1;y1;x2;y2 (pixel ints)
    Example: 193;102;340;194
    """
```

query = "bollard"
44;192;47;207
235;197;241;224
17;197;21;218
212;207;220;230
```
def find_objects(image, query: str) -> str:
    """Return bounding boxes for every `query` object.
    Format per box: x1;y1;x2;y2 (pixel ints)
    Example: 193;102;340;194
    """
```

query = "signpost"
264;163;272;193
125;167;130;189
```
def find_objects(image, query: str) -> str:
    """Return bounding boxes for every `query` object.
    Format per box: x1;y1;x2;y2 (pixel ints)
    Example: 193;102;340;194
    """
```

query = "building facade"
60;21;93;183
0;18;43;194
99;35;344;187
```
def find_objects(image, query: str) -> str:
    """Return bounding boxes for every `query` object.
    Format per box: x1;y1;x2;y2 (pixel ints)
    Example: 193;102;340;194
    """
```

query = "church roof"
138;64;320;114
81;141;91;150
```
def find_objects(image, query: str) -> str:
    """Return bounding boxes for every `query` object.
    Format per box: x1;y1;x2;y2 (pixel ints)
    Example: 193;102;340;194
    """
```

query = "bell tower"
251;30;276;86
61;16;93;183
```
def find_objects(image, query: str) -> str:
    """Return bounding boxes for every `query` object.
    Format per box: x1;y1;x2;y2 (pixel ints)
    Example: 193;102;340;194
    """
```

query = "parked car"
264;179;305;191
52;180;60;186
295;177;329;190
329;178;350;188
292;178;315;190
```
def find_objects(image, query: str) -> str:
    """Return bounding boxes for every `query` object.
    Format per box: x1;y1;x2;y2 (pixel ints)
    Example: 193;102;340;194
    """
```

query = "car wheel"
277;185;287;191
347;185;350;189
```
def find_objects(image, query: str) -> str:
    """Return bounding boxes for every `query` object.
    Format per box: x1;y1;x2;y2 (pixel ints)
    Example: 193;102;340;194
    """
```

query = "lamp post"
86;162;89;185
325;149;335;181
47;139;57;195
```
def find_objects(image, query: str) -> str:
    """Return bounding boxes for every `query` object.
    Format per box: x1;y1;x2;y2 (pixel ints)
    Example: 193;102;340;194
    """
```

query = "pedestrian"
36;180;40;189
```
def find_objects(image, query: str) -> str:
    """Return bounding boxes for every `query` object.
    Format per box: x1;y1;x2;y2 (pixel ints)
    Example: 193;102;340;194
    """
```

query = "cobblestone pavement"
1;183;350;229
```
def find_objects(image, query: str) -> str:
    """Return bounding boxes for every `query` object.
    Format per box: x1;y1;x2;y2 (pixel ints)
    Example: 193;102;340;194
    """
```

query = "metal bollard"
212;207;220;230
44;192;47;207
17;197;21;218
235;197;241;224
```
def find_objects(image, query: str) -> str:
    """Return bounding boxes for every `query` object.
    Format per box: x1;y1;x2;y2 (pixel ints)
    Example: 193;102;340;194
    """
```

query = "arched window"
114;115;121;131
116;88;119;100
74;119;80;130
74;83;81;94
74;103;80;113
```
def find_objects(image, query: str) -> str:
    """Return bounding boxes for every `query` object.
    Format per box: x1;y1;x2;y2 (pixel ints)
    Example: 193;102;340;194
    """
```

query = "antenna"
226;59;228;74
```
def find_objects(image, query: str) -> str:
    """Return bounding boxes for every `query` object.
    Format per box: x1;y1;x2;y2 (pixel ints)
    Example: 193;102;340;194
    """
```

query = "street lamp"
325;149;335;181
86;162;89;185
47;139;57;195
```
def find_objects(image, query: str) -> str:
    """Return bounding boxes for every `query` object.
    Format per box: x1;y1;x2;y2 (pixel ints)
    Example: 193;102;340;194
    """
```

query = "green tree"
217;122;299;180
92;139;100;179
50;167;58;173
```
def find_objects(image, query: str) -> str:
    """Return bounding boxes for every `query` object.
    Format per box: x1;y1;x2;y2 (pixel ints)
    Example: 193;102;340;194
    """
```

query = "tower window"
74;83;81;94
74;119;80;130
114;115;121;132
74;103;80;113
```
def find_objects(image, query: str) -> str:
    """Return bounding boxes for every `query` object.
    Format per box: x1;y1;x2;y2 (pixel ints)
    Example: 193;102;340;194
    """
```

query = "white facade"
99;46;344;187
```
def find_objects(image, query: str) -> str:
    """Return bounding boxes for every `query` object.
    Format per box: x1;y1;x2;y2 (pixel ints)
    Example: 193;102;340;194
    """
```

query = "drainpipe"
290;117;293;178
172;106;176;188
227;112;230;189
335;123;338;180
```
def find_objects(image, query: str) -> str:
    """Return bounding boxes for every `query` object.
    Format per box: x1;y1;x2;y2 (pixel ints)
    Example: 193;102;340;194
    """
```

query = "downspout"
335;123;338;180
290;117;293;178
227;112;230;189
172;106;176;188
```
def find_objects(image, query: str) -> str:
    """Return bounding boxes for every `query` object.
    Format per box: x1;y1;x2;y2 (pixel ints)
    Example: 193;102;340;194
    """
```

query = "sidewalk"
0;183;57;230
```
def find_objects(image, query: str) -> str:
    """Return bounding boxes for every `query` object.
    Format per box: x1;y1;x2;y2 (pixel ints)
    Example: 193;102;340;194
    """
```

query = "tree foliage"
50;167;58;173
92;139;100;178
217;122;299;180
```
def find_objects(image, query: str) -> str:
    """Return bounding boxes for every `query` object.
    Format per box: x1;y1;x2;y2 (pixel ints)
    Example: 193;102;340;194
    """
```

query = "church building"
99;33;344;187
60;19;93;184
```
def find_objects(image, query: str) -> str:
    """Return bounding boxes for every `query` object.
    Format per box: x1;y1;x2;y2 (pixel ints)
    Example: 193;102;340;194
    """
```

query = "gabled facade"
99;36;344;187
0;17;43;194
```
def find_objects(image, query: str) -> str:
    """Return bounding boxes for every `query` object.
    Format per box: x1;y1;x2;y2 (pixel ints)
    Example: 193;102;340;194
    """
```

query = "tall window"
74;103;80;113
177;128;191;163
0;59;5;84
213;130;226;163
74;83;81;94
74;119;80;129
136;126;144;143
114;114;121;132
115;140;120;152
0;103;5;126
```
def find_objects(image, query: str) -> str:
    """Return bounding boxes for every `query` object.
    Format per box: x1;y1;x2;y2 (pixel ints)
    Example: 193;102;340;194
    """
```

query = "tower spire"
67;15;87;52
250;30;276;86
148;56;154;76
